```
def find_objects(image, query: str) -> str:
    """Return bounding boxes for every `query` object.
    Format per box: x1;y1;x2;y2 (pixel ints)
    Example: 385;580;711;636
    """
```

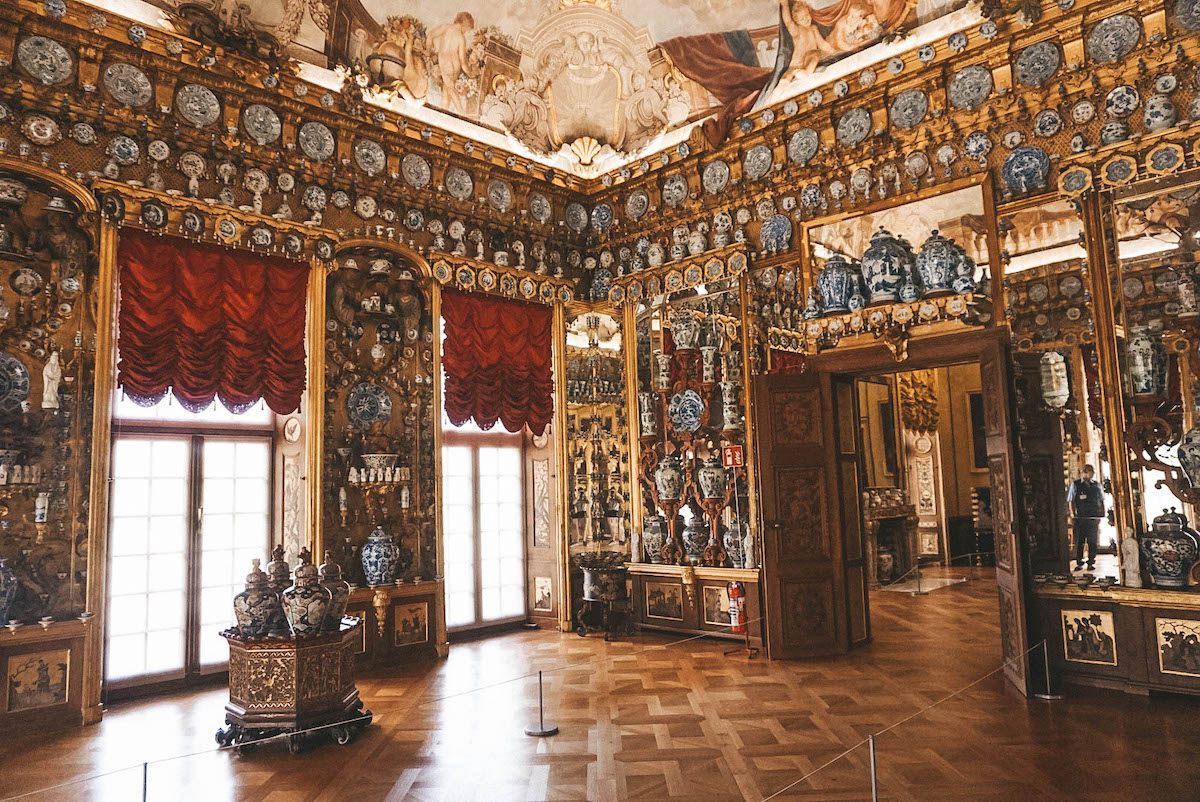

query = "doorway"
755;332;1033;692
105;394;273;691
441;427;526;632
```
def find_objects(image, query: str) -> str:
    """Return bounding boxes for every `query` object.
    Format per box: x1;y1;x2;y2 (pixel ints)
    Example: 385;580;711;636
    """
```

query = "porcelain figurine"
1039;350;1070;409
1178;272;1198;318
1140;509;1199;588
361;525;400;585
232;559;282;638
638;392;657;436
682;513;708;564
1125;326;1167;399
319;550;350;630
742;528;757;569
915;230;959;296
654;454;684;501
860;227;907;303
643;515;666;563
281;556;332;636
802;287;823;319
655;353;673;391
816;253;859;314
0;558;16;626
697;452;727;499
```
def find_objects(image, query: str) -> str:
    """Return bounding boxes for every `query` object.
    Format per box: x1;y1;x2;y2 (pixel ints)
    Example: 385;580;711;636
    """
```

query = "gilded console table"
215;619;371;754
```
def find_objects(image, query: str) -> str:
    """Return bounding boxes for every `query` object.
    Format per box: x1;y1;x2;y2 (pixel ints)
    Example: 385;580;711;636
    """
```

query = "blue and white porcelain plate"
1104;85;1140;117
347;383;392;427
964;131;992;159
787;128;819;164
1002;147;1051;194
590;203;613;232
0;352;31;413
1014;41;1060;87
667;389;704;432
1033;108;1062;137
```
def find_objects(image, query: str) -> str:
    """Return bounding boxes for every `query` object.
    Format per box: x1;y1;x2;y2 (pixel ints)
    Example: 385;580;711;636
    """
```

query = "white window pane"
148;516;187;554
149;478;187;516
147;592;185;630
445;505;472;536
111;555;148;596
204;441;236;478
147;553;185;592
501;529;523;559
235;441;270;475
199;633;229;668
204;478;234;514
448;592;474;628
234;514;268;547
501;586;523;618
108;595;147;635
479;447;498;475
447;562;471;588
480;588;501;620
145;629;185;672
111;479;149;517
200;585;234;626
150;440;189;477
234;480;267;514
201;549;234;588
203;514;234;552
481;560;499;589
110;518;149;557
233;548;261;572
501;557;523;586
480;476;499;504
112;440;152;478
107;634;147;680
443;447;472;477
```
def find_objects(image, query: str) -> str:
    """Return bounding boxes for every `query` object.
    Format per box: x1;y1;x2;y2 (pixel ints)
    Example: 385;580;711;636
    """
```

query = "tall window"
106;392;273;689
441;422;525;631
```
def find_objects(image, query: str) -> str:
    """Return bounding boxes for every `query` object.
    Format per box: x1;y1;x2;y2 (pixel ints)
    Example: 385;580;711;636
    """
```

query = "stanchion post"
524;670;560;736
142;761;147;802
911;560;928;596
1033;639;1064;701
868;734;879;802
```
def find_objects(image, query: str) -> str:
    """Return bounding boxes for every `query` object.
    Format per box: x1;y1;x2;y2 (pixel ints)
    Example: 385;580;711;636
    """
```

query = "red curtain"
117;229;309;415
441;288;553;434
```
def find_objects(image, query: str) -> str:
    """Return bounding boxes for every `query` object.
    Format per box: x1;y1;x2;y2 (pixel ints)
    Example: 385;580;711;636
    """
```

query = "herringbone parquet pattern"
3;567;1199;801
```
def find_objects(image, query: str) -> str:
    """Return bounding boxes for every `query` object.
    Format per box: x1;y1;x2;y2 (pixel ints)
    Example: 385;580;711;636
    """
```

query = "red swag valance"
441;288;553;434
117;229;309;415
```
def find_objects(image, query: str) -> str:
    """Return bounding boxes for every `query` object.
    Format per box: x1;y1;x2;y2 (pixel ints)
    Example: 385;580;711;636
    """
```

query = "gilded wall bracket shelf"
607;245;749;306
429;254;575;305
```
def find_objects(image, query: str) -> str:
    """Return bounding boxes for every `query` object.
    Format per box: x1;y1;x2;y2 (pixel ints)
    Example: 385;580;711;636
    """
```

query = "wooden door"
756;369;868;658
979;340;1030;694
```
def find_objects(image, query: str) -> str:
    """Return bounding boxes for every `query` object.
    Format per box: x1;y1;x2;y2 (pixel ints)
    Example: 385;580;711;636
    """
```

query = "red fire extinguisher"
728;581;746;634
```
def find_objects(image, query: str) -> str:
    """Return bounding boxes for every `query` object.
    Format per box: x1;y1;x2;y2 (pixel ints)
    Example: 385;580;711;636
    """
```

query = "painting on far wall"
1156;617;1200;677
533;576;553;612
1061;610;1117;666
703;585;731;626
646;582;683;620
6;650;69;713
394;602;429;646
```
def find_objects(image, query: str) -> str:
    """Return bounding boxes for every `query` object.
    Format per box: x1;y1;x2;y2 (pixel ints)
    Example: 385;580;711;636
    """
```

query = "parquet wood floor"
3;567;1198;801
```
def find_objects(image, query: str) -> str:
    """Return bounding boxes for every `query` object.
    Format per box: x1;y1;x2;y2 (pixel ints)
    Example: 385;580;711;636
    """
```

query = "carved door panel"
756;370;863;658
980;341;1030;694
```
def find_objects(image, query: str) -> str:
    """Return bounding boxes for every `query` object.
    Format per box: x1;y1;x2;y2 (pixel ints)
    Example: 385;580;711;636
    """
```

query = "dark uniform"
1067;478;1105;569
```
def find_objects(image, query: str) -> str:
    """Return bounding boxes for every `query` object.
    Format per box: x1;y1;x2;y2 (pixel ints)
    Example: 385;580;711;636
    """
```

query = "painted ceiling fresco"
138;0;968;168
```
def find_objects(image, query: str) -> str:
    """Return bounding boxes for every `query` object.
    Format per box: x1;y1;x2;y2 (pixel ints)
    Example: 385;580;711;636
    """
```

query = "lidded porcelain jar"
915;230;959;296
697;452;727;499
1039;350;1070;409
682;514;708;565
1143;95;1177;133
265;544;291;594
860;227;907;303
669;309;701;350
361;525;400;586
1141;508;1199;588
233;558;282;638
1125;326;1167;399
816;253;860;314
282;556;332;636
0;557;17;627
319;550;351;631
654;454;684;501
723;520;745;568
951;242;977;294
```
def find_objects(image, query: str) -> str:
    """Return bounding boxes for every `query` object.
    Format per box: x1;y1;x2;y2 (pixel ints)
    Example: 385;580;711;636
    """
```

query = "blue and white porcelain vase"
816;253;859;314
1125;326;1167;399
683;515;708;565
915;230;959;296
0;558;17;626
638;392;657;437
697;452;727;499
951;242;976;294
281;557;332;636
643;515;666;563
670;309;701;350
654;454;684;501
319;550;351;631
1141;509;1199;588
361;525;400;585
860;227;907;303
1143;95;1177;133
723;521;745;568
232;559;282;638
